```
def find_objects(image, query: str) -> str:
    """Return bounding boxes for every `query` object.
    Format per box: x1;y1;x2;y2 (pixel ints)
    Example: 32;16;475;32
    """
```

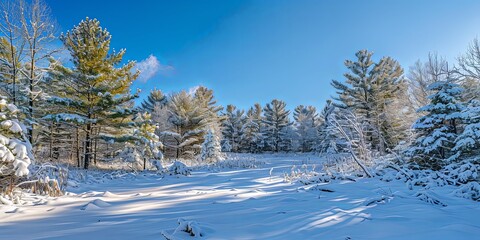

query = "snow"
1;154;480;239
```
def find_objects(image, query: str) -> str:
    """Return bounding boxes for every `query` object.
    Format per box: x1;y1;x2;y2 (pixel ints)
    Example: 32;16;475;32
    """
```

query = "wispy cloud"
135;55;174;83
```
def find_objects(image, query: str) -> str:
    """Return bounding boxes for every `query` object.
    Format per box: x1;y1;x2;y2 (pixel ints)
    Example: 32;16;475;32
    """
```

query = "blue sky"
46;0;480;111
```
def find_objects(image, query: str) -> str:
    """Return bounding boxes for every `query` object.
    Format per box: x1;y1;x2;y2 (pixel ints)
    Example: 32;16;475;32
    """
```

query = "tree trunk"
9;34;17;105
49;123;53;161
93;126;99;166
76;127;80;168
84;123;92;169
28;50;35;144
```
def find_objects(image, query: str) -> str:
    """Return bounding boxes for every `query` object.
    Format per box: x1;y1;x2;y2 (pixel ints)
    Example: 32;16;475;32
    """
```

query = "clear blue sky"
46;0;480;111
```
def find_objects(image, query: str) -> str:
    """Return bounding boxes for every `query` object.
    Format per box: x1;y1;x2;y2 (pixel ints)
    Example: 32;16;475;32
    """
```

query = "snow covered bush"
161;218;205;239
0;98;33;194
151;159;165;172
454;182;480;201
174;219;203;237
212;158;263;169
199;128;224;163
283;164;320;183
168;160;191;176
22;163;68;197
117;143;143;169
415;190;448;207
374;158;480;201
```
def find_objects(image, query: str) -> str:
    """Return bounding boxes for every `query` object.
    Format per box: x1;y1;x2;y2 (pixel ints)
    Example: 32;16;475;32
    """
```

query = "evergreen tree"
221;105;245;152
240;105;263;152
200;128;223;163
407;80;464;169
194;86;224;133
48;18;138;169
0;97;32;191
262;99;291;152
0;37;21;102
450;100;480;161
317;100;352;155
293;105;319;152
140;88;167;113
221;140;232;152
166;90;208;159
331;50;405;153
131;112;163;170
316;100;333;153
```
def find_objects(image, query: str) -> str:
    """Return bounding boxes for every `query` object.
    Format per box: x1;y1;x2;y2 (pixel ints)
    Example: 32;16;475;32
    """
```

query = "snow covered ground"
1;154;479;240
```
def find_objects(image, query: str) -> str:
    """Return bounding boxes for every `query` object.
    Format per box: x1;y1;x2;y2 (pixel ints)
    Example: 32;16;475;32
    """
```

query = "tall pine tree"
221;105;245;152
262;99;291;152
331;50;404;153
48;18;138;169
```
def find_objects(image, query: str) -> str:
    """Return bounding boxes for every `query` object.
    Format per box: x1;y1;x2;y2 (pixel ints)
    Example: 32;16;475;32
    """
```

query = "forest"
0;1;479;239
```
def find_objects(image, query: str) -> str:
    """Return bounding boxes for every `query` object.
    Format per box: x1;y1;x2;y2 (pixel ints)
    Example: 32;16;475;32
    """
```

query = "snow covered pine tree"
200;128;224;163
262;99;292;152
0;98;32;194
407;80;464;169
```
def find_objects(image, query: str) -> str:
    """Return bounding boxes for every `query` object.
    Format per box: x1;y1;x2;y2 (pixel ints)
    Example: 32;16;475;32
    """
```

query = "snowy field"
1;154;479;240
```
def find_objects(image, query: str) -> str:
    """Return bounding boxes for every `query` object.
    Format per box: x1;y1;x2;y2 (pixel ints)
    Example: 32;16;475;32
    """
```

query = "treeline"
201;48;480;171
1;0;479;177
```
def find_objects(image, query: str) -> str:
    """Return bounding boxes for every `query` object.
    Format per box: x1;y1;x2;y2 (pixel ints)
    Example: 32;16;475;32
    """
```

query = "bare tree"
19;0;59;143
0;0;25;104
457;38;480;102
407;53;449;110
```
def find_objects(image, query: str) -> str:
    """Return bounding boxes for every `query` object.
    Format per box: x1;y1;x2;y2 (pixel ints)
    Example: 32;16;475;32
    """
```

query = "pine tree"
221;105;245;152
0;97;32;191
293;105;319;152
194;86;224;136
140;88;167;113
331;50;405;153
37;67;77;164
0;37;21;102
450;100;480;161
407;79;464;169
200;128;223;163
240;105;263;152
316;100;333;153
262;99;291;152
131;112;163;170
166;90;209;159
48;18;138;169
317;100;353;155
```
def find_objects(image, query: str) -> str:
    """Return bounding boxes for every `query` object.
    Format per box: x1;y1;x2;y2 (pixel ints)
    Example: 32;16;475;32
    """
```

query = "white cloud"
135;55;174;83
188;85;201;95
